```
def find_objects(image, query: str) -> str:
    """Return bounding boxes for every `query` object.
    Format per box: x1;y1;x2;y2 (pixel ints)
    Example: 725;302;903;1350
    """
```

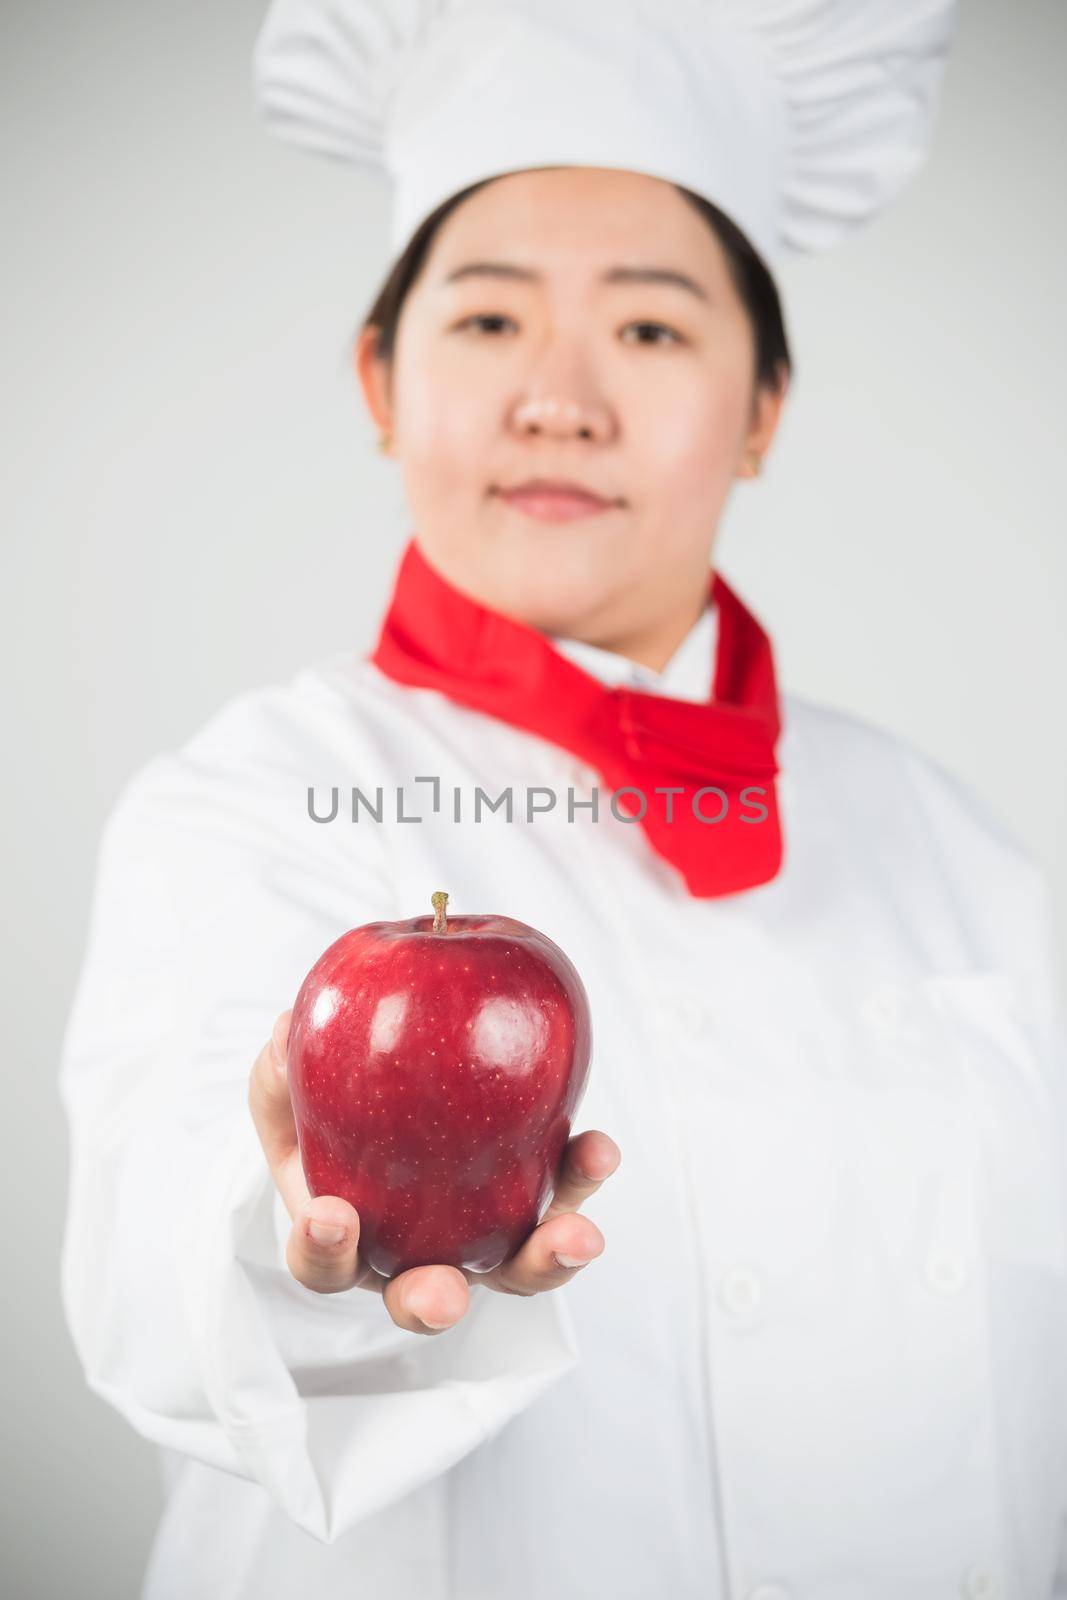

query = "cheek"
401;376;478;459
627;376;747;499
627;355;751;470
392;336;496;485
393;359;496;566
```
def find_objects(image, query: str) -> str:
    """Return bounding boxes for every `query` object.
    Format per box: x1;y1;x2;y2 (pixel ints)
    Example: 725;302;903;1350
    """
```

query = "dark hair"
358;174;793;403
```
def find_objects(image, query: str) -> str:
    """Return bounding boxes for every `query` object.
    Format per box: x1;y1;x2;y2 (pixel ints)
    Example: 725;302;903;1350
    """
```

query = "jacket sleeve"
58;707;580;1545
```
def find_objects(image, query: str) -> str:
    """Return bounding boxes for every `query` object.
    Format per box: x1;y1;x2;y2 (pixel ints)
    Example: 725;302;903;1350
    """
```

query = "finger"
273;1006;292;1061
540;1129;622;1224
380;1264;471;1334
247;1009;310;1220
247;1010;295;1166
285;1196;364;1295
473;1210;605;1296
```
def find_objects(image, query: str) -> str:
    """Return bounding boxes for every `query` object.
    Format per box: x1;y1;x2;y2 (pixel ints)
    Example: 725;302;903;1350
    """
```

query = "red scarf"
369;536;784;897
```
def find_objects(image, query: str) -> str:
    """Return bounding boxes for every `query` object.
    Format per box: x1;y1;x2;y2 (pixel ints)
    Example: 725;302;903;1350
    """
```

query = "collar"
547;602;718;704
368;536;783;898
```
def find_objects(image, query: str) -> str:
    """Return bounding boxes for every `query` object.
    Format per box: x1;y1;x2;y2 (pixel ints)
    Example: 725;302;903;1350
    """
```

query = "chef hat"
251;0;957;271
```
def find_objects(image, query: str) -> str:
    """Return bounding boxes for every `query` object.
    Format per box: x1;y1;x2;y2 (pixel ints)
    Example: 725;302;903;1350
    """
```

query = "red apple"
287;891;592;1278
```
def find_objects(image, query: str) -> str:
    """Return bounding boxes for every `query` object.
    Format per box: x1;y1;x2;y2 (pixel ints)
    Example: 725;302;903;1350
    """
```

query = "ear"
354;324;394;437
744;364;789;462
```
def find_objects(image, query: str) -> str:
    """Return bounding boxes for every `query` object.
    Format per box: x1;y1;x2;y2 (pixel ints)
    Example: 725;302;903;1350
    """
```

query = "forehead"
425;166;729;280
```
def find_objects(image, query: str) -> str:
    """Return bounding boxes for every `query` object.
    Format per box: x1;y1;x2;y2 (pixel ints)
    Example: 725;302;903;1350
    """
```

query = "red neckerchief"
369;536;784;897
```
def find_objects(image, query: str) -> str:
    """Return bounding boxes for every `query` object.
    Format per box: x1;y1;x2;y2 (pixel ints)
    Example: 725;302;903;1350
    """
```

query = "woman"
59;2;1067;1597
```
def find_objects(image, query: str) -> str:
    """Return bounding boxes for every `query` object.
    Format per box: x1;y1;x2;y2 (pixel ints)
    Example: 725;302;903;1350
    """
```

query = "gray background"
4;0;1065;1594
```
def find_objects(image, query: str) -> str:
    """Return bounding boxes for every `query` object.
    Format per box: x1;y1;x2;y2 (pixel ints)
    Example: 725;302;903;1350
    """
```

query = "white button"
747;1586;790;1600
926;1252;969;1294
718;1265;763;1317
961;1565;998;1599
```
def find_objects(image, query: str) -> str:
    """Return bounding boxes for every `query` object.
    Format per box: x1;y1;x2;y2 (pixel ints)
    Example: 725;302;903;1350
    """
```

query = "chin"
418;528;623;635
483;563;606;636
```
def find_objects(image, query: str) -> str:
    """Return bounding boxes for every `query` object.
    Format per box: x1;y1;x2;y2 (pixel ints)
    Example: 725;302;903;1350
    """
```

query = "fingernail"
408;1297;452;1329
553;1252;590;1269
308;1220;346;1246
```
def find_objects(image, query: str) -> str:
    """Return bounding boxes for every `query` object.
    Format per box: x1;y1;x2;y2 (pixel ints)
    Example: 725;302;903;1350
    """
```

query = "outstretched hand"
248;1008;621;1335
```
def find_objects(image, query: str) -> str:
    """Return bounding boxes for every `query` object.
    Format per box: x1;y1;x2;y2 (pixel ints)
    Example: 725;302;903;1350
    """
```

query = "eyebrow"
441;261;710;303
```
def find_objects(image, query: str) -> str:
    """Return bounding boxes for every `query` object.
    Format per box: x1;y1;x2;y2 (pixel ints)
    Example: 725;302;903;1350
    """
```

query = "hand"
248;1008;621;1335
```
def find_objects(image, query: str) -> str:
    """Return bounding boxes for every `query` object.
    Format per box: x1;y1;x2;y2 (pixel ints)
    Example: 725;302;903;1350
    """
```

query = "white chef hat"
251;0;957;271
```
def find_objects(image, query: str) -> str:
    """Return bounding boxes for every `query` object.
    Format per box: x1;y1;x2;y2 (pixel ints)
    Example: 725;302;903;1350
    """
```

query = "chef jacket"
58;599;1067;1600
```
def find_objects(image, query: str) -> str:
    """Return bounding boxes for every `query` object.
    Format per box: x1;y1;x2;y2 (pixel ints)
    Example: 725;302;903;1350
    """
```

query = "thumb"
288;1195;363;1294
271;1007;293;1069
254;1008;365;1293
249;1007;306;1212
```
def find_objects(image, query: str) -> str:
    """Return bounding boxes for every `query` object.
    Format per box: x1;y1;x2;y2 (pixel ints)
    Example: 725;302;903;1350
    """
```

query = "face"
357;166;785;665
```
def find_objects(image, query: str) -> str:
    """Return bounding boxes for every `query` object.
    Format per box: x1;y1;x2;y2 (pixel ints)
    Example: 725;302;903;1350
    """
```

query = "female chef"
59;2;1067;1598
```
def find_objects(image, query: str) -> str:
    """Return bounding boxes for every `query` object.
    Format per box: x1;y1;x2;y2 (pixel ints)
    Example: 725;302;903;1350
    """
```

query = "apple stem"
431;890;449;934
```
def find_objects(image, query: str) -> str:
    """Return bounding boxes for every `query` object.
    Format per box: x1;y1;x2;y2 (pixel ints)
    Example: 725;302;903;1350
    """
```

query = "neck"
577;587;710;675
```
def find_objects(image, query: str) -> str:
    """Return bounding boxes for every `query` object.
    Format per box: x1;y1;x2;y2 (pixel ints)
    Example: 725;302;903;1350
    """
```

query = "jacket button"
926;1252;969;1294
717;1265;763;1317
961;1566;998;1599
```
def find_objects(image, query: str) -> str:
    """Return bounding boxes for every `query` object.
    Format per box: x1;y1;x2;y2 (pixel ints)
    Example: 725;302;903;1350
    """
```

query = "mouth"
490;479;623;524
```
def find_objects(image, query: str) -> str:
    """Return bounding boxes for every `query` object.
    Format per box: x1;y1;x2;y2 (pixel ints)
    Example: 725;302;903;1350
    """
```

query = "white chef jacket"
58;597;1067;1600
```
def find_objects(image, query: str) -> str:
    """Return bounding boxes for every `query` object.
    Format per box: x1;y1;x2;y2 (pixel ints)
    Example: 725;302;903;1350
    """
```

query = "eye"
621;321;684;346
454;313;518;336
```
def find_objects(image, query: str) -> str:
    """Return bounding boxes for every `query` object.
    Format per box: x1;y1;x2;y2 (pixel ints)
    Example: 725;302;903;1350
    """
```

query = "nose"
510;391;613;444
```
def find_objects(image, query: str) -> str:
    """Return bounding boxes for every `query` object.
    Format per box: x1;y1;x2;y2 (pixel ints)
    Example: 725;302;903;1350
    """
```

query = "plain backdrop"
3;0;1065;1595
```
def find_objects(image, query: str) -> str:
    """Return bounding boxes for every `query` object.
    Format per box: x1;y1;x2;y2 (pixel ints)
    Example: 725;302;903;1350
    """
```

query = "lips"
493;479;621;523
